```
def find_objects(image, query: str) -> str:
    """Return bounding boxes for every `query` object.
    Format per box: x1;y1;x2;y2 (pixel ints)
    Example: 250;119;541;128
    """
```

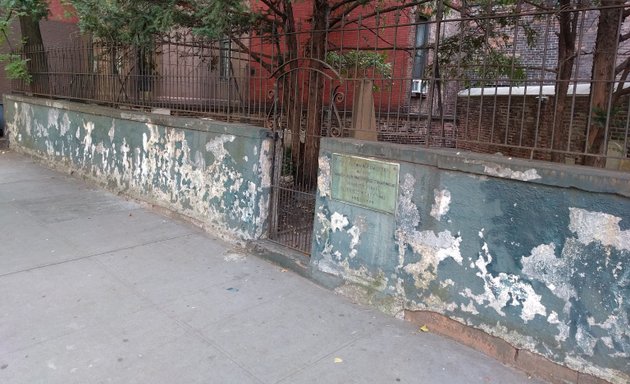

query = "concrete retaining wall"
311;138;630;384
4;95;273;241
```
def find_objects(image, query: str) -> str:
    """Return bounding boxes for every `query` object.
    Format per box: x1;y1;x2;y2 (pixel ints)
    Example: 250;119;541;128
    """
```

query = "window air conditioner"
411;79;428;95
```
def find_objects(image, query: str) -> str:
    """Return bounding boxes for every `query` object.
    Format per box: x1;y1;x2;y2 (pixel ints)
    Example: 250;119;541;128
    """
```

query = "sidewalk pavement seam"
0;328;82;359
0;174;79;184
0;233;196;279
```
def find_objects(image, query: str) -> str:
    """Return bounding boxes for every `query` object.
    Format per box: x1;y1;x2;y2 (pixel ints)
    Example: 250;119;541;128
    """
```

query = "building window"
219;38;231;80
412;16;429;80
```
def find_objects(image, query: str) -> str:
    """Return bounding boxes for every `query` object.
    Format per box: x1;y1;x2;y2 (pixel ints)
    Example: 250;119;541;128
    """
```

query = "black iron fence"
12;2;630;170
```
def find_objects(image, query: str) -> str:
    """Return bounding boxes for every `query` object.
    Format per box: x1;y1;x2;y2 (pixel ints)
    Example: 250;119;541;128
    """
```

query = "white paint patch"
481;163;541;181
47;108;59;130
60;113;71;136
522;243;575;312
22;104;32;136
34;120;47;138
317;155;331;197
108;121;116;142
396;174;421;233
569;208;630;252
576;326;597;356
601;336;615;349
396;174;462;290
348;225;361;249
461;301;480;315
193;150;206;169
462;243;546;322
82;121;95;155
430;189;451;221
205;134;236;162
402;230;463;290
423;294;459;312
256;194;270;239
330;212;349;232
258;140;272;189
547;311;571;343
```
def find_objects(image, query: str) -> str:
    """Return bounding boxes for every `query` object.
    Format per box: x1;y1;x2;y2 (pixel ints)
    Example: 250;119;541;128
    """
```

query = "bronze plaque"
331;154;399;214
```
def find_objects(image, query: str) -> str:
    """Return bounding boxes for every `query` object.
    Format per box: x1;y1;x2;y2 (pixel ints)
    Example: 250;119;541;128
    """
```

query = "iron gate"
267;59;342;254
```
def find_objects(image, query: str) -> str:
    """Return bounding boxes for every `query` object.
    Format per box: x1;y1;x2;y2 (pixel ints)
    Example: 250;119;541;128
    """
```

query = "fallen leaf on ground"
334;357;343;363
419;325;429;332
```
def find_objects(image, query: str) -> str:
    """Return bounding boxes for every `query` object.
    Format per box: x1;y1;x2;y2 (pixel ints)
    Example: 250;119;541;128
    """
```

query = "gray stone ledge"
322;138;630;198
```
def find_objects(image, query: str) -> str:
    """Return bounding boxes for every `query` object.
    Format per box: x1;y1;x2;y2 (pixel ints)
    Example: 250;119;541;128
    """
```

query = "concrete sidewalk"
0;151;543;384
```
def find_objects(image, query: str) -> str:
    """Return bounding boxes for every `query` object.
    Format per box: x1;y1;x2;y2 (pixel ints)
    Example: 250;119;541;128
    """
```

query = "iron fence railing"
11;2;630;170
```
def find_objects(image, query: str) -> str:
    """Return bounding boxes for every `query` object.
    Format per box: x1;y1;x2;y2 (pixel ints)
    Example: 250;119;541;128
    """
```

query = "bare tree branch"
612;84;630;99
330;0;431;29
230;37;273;73
522;0;554;11
257;0;286;20
330;0;364;13
329;2;364;26
615;55;630;75
327;45;415;54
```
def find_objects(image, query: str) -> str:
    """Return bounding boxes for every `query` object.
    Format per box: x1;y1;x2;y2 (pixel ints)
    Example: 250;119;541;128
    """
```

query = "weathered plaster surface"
317;155;331;198
569;208;630;252
312;139;630;384
5;96;273;241
430;189;451;221
481;163;541;181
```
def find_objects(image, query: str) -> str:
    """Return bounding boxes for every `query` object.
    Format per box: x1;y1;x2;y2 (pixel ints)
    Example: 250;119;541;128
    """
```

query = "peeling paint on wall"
522;243;575;312
465;159;542;181
569;208;630;251
396;174;462;290
461;241;546;322
311;138;630;384
482;164;541;181
430;189;451;221
6;97;272;241
330;212;349;232
317;155;331;198
205;134;236;162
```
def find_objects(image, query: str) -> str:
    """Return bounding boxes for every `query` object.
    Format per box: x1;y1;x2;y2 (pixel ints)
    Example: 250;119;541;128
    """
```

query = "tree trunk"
301;0;328;189
550;0;579;163
19;14;48;94
278;0;303;175
586;0;624;167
